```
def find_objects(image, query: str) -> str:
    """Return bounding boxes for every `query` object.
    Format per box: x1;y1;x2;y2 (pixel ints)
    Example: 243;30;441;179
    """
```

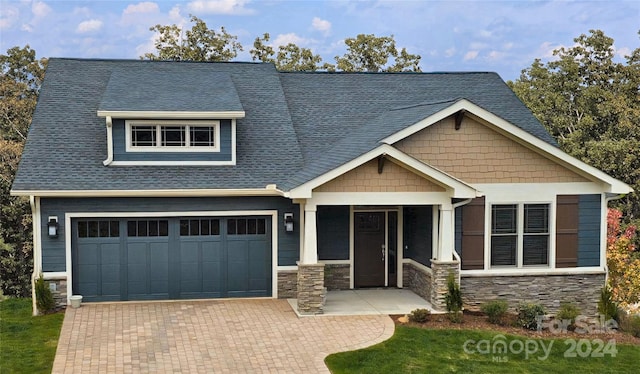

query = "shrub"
444;273;463;323
0;237;33;297
598;286;619;322
481;300;508;325
34;274;56;314
556;302;581;325
516;303;546;330
620;312;640;337
408;308;431;323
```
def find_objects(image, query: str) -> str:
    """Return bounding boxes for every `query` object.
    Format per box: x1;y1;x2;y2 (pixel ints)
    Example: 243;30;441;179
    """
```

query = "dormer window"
126;120;220;152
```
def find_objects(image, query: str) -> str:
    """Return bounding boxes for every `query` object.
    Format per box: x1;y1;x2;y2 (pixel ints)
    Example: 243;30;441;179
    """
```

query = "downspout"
451;198;473;284
102;116;113;166
603;193;627;287
30;196;41;316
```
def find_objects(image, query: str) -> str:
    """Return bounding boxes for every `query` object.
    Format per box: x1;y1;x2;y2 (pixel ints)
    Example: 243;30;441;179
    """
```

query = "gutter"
451;198;473;284
102;116;113;166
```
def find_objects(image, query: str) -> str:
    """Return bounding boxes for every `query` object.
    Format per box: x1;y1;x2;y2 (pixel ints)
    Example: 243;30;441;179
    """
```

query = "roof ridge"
389;98;461;111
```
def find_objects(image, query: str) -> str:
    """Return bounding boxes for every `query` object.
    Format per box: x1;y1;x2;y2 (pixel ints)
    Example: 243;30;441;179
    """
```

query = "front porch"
288;288;439;317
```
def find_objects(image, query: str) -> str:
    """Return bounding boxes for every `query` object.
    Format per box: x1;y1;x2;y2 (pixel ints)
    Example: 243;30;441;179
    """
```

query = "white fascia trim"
97;110;246;119
109;160;236;166
65;210;279;303
475;182;608;202
11;188;286;198
103;116;113;166
381;99;632;194
461;267;606;277
311;192;451;206
289;144;479;199
42;272;67;280
277;266;298;271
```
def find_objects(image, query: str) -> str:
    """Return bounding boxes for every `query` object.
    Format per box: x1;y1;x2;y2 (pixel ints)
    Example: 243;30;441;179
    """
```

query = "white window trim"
489;201;552;269
125;120;221;153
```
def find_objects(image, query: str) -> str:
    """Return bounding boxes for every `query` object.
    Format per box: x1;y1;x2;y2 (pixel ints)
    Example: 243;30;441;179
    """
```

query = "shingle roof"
12;59;557;193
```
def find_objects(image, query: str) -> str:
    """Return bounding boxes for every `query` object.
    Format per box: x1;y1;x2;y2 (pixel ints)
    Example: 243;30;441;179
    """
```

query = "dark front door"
354;212;386;287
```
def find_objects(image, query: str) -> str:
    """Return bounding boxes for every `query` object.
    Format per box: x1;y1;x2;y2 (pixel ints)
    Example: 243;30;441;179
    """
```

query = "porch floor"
288;288;438;317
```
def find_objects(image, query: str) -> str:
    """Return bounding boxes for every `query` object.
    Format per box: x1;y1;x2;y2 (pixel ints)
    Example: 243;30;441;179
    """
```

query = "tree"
606;208;639;305
143;16;242;61
508;30;640;225
250;33;324;71
0;45;44;297
334;34;421;72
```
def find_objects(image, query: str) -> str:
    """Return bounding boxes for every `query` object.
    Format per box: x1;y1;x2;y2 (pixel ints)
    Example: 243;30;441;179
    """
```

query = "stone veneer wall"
324;264;350;290
296;263;325;315
402;262;432;303
277;270;297;299
460;273;605;315
431;260;460;311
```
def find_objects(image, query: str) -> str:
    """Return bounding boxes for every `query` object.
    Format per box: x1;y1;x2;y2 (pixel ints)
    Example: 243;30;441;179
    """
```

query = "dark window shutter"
556;195;578;267
461;197;485;270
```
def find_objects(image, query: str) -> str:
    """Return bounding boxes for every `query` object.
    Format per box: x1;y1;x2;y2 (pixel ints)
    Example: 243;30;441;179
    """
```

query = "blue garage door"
72;216;271;302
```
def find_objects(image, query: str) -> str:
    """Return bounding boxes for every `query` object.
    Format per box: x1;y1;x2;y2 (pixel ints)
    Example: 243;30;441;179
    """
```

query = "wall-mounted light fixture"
48;216;59;238
284;213;294;232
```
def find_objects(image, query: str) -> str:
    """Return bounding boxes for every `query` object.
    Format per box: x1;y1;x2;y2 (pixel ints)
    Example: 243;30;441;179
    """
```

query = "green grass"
0;298;64;374
326;326;640;374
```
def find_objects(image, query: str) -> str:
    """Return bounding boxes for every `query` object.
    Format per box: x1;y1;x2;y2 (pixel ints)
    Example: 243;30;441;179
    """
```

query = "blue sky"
0;0;638;80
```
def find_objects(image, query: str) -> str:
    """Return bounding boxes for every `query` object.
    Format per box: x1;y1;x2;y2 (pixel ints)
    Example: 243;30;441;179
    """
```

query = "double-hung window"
127;120;220;152
491;203;550;267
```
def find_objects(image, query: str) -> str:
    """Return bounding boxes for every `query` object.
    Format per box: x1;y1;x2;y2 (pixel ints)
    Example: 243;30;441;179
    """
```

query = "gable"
394;116;589;184
314;158;446;193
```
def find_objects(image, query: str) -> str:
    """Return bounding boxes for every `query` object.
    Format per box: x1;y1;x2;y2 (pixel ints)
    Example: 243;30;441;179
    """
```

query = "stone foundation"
45;277;68;310
296;263;325;315
324;264;350;290
402;262;432;302
460;273;605;315
277;270;298;299
431;260;460;311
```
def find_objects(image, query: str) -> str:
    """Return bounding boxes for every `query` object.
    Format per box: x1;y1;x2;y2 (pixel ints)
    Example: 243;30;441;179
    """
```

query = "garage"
71;216;272;302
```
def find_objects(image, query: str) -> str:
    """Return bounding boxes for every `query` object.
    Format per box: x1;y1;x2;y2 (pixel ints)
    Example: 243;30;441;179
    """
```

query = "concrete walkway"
52;299;394;373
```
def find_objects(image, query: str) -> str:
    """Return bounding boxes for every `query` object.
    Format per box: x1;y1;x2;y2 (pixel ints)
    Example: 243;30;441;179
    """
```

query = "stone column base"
296;262;325;315
430;260;460;311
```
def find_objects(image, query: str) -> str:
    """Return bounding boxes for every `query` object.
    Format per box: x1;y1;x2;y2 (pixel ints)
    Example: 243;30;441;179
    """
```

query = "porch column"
297;203;325;314
438;205;454;261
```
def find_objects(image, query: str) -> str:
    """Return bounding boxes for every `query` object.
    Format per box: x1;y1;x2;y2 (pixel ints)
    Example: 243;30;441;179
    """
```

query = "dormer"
98;67;244;166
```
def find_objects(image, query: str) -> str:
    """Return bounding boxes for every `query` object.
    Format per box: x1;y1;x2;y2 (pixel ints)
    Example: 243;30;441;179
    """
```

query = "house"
12;58;632;315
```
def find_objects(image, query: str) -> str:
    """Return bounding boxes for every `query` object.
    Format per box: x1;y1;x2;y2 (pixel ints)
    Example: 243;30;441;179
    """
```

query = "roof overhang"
381;99;633;195
288;144;481;199
10;187;284;198
97;110;245;119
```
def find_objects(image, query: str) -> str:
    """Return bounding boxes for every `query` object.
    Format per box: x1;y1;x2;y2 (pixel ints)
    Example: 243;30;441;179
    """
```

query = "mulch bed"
391;310;640;345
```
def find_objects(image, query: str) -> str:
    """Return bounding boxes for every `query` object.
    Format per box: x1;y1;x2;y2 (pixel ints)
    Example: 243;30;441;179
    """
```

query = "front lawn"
0;298;64;374
325;326;640;373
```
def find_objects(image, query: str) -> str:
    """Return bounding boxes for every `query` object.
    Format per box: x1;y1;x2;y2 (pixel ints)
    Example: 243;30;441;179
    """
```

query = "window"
126;120;220;152
227;218;266;235
180;219;220;236
78;220;119;238
127;220;169;237
491;204;549;267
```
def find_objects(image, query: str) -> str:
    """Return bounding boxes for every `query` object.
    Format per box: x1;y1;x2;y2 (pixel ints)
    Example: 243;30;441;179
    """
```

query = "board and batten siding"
317;206;349;260
39;196;299;272
403;206;433;267
112;119;233;162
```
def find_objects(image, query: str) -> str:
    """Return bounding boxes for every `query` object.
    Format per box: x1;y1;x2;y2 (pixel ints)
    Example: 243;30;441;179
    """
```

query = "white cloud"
123;2;159;15
311;17;331;34
186;0;255;15
444;47;456;57
464;50;479;61
537;41;565;59
469;42;488;50
272;33;309;47
76;19;104;34
615;46;631;59
21;23;33;32
503;42;514;50
479;29;492;38
0;6;19;29
32;1;52;18
73;7;91;16
487;50;505;60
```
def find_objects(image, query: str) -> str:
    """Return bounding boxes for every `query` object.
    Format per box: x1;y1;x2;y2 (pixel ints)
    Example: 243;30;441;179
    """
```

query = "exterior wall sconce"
48;216;59;238
284;213;294;232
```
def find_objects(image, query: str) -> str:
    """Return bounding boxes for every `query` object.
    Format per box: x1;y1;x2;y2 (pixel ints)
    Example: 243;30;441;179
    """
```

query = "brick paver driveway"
52;299;394;373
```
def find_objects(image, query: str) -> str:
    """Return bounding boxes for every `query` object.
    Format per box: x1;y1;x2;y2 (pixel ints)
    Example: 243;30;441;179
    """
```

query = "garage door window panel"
128;220;169;237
